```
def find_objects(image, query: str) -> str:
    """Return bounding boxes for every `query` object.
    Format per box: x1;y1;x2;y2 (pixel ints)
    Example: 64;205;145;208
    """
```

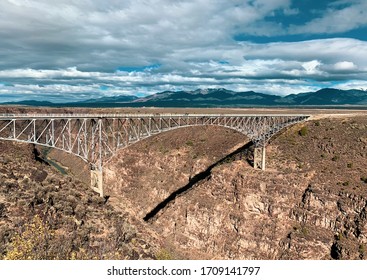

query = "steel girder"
0;114;309;169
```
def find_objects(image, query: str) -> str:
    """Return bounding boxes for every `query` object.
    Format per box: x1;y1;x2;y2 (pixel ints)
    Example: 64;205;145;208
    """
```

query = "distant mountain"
134;88;279;107
2;88;367;107
2;95;139;108
280;88;367;105
133;88;367;107
82;95;138;104
2;100;55;106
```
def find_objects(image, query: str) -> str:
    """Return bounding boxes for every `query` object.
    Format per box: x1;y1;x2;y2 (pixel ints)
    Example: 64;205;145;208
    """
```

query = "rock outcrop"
105;117;367;259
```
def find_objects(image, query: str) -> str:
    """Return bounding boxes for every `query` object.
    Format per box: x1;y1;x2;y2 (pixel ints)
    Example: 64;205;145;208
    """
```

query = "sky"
1;0;367;102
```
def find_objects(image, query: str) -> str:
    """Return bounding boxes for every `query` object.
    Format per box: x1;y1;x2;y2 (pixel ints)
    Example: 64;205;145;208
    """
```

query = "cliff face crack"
143;142;253;222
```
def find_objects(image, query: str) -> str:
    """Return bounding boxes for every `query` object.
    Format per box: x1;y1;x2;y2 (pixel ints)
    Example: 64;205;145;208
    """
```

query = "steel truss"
0;113;309;195
0;114;309;168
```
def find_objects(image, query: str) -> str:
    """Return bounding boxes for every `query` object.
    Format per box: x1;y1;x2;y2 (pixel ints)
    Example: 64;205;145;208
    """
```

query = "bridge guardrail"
0;113;311;119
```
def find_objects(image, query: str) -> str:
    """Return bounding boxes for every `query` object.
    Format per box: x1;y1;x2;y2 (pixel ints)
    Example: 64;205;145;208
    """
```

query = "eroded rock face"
3;110;366;260
148;164;324;259
105;117;367;260
0;141;157;260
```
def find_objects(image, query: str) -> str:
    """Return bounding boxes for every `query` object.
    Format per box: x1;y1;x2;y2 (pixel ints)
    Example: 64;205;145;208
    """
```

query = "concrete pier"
91;168;103;197
253;146;266;171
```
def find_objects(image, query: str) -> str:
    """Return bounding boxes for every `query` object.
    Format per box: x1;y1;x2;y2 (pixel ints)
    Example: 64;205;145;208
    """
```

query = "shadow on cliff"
143;141;254;222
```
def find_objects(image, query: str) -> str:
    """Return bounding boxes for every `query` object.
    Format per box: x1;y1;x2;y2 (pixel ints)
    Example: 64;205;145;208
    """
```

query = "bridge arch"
103;123;250;163
0;114;309;196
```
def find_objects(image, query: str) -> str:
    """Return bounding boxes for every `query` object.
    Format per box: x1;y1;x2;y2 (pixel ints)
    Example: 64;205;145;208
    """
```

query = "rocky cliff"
104;116;367;259
1;114;366;260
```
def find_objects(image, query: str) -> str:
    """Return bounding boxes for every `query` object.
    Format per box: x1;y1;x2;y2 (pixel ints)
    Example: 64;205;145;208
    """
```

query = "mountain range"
2;88;367;107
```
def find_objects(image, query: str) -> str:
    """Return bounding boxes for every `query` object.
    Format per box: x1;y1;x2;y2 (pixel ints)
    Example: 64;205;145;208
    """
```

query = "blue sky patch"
116;64;161;73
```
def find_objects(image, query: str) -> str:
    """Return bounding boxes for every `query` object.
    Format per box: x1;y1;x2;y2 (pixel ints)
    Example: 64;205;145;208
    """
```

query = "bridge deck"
0;113;311;119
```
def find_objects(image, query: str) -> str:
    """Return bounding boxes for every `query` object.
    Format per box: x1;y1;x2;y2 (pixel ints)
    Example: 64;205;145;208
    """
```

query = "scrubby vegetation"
2;113;367;260
298;126;308;136
0;142;155;260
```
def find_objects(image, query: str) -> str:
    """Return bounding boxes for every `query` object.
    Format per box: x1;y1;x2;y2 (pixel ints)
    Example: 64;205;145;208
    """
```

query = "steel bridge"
0;114;309;196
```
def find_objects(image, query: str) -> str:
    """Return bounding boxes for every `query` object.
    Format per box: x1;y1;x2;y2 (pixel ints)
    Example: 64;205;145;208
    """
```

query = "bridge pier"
253;146;266;171
91;167;104;197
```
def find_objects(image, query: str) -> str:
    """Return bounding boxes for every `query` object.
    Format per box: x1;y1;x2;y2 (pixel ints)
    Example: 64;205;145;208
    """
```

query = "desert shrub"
336;232;344;241
4;214;127;260
0;203;5;215
5;215;54;260
331;155;339;161
298;126;308;136
361;177;367;184
300;226;309;236
359;244;365;256
347;163;353;168
185;140;194;146
30;170;48;183
155;248;173;260
314;121;321;126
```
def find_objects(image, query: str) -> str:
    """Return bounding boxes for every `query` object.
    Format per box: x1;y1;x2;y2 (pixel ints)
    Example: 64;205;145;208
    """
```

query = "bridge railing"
0;113;311;119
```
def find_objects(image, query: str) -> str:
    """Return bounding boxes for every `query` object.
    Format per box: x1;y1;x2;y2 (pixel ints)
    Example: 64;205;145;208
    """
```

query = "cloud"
302;60;321;74
1;37;367;101
0;67;101;79
240;38;367;67
333;61;357;71
0;1;367;102
290;0;367;34
335;80;367;91
0;0;297;71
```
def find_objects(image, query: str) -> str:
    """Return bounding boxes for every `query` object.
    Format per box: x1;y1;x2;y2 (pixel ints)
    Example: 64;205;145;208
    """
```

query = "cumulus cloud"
335;80;367;91
302;60;321;75
290;0;367;35
0;0;366;102
333;61;358;71
0;0;296;70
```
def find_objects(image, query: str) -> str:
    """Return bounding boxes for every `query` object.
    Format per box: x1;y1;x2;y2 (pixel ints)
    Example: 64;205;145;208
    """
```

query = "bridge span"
0;113;309;196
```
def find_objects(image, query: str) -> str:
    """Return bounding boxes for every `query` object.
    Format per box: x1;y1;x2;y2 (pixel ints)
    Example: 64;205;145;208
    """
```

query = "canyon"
1;109;367;259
